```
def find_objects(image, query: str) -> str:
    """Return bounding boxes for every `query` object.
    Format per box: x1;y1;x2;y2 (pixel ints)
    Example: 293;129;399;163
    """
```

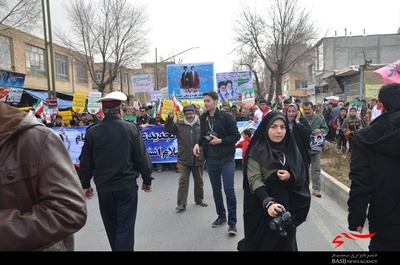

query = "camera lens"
269;210;292;237
269;221;278;231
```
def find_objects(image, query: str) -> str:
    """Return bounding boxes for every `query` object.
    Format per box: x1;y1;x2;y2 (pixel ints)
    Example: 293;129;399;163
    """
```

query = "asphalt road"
74;166;369;252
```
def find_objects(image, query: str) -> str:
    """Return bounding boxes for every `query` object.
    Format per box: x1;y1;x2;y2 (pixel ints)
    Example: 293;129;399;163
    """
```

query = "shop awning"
24;90;72;109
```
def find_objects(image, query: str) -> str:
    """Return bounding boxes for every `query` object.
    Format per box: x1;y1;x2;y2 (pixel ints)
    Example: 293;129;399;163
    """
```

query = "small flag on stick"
34;99;44;115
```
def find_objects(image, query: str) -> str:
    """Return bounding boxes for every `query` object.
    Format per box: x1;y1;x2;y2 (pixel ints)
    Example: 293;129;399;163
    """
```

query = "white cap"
97;91;127;103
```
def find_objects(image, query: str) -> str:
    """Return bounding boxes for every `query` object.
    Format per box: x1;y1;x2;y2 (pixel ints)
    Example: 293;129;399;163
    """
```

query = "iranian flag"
156;98;163;111
150;98;163;118
34;99;44;115
97;105;104;119
137;100;142;109
171;91;183;112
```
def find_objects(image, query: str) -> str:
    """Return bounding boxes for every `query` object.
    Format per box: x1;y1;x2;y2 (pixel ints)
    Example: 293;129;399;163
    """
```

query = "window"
308;64;315;84
0;35;12;70
122;73;128;85
295;80;307;89
113;71;119;82
25;44;45;76
283;80;289;91
96;71;103;82
76;60;88;83
316;44;324;71
55;53;69;81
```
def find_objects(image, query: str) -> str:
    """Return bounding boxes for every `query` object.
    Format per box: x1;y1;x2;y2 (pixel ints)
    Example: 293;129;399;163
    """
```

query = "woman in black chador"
237;111;311;251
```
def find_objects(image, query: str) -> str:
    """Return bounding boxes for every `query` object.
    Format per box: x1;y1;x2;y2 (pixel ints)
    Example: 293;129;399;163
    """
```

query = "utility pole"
41;0;56;98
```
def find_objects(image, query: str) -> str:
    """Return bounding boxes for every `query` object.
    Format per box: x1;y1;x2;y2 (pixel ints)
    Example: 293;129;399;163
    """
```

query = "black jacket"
348;111;400;244
198;108;240;162
79;116;153;192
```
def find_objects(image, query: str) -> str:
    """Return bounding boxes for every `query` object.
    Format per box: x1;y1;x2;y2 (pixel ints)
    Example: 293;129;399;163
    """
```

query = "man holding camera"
193;91;240;236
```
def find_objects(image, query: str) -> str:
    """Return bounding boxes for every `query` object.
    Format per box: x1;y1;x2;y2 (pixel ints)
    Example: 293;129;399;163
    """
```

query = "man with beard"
165;105;208;211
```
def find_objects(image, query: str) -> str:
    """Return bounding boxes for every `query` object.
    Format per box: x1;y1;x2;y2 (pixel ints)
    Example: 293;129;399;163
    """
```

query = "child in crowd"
235;128;253;164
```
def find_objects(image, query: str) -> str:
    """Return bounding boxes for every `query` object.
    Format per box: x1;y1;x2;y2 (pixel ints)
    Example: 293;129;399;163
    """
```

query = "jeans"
206;157;237;226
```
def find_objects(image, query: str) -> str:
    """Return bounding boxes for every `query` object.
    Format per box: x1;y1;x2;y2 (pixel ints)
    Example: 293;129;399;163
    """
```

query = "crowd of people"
32;109;100;128
1;82;399;252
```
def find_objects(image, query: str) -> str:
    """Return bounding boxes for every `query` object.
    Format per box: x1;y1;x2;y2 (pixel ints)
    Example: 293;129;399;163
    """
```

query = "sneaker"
212;216;227;228
195;200;208;207
175;205;186;211
157;169;163;173
312;188;322;198
228;225;237;236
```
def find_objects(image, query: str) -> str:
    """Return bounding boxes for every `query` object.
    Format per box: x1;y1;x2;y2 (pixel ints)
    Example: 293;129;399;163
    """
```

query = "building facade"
0;24;169;108
306;33;400;103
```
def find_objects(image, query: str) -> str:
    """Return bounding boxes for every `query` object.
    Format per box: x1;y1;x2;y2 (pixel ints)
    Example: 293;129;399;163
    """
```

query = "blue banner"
167;62;214;102
141;124;178;163
0;70;26;88
52;120;258;165
52;126;86;165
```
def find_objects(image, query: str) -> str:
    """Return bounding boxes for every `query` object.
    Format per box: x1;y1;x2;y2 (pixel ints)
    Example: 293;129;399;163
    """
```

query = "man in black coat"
348;83;400;251
79;91;153;251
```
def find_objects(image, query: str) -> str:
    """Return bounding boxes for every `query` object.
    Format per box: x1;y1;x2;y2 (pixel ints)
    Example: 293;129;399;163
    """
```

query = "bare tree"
0;0;42;32
233;0;318;102
55;0;150;93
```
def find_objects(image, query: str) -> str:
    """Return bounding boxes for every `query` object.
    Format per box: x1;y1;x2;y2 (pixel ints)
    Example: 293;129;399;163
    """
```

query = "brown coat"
0;102;87;251
164;116;204;166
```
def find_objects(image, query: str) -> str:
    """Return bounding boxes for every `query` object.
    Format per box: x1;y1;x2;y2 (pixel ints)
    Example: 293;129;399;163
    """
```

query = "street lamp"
155;46;199;90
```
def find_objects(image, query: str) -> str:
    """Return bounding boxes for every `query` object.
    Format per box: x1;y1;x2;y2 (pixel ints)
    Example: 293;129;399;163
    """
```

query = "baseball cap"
183;105;195;112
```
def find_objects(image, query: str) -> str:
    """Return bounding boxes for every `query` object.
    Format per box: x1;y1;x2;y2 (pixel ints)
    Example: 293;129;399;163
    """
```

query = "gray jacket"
164;116;204;166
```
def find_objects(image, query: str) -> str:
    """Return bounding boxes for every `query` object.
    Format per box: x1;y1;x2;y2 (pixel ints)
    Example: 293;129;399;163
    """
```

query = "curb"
321;170;349;210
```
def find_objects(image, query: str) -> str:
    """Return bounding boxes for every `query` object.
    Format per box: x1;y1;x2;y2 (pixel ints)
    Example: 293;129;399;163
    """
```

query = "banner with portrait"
215;71;253;107
167;62;214;102
310;134;326;151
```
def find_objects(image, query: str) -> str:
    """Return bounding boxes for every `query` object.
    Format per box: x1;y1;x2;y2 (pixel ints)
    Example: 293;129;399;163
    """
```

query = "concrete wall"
323;34;400;71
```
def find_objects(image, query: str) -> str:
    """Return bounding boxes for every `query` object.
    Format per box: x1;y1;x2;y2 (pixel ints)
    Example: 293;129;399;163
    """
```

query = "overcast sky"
50;0;400;73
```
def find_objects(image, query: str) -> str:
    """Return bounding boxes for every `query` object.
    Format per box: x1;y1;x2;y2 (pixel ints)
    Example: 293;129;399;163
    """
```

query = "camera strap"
207;116;215;132
278;153;286;166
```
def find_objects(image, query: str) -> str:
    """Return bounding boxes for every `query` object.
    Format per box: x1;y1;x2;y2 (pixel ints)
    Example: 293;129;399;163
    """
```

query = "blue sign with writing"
54;120;258;165
0;70;26;88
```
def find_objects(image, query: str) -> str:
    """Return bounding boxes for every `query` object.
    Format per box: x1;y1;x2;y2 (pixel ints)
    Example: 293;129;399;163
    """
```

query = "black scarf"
242;111;311;227
247;112;288;169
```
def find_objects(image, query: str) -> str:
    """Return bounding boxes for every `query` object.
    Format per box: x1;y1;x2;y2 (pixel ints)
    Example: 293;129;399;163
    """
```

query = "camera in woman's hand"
269;206;292;237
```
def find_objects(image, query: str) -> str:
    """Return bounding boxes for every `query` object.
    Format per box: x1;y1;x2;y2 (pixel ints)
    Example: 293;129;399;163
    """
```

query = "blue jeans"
206;158;237;226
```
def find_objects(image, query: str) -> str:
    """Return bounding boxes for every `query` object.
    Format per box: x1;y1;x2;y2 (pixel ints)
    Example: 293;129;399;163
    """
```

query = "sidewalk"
321;169;370;251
